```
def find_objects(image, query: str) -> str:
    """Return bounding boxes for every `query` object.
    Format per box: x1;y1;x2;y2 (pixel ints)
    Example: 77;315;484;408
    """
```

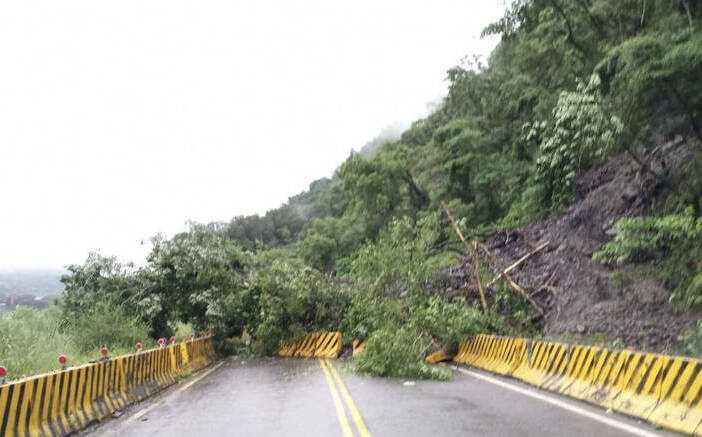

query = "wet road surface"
85;357;679;437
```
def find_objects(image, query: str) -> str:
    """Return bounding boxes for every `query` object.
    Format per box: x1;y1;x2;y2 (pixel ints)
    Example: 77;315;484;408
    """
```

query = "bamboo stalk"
441;202;488;314
485;242;549;288
477;242;544;317
503;273;544;316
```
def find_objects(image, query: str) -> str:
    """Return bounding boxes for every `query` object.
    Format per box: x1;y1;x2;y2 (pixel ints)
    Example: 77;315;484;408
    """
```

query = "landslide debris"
448;137;699;351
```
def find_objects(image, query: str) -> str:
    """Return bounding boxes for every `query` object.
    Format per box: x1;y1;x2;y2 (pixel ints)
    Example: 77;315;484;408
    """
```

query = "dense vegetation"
5;1;702;379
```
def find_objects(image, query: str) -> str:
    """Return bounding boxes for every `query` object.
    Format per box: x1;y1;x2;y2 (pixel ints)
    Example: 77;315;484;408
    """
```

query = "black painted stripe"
53;372;68;436
45;374;62;437
24;378;40;434
14;382;26;435
36;374;50;435
75;367;88;424
0;384;15;436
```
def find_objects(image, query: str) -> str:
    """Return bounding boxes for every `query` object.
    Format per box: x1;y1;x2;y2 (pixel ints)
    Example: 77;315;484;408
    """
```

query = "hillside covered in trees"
12;0;701;378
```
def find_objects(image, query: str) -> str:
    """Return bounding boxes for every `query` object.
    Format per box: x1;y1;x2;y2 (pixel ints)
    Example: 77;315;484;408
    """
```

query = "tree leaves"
533;74;623;207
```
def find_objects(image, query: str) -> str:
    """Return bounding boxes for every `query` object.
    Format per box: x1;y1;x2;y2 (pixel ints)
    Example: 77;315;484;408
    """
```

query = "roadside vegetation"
0;304;195;379
0;306;147;378
4;1;702;379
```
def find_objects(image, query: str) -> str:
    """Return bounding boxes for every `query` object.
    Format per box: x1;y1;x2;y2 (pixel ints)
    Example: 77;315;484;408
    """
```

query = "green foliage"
339;293;392;341
594;207;702;306
60;253;143;322
0;307;78;378
29;0;702;378
298;217;362;272
146;223;252;334
226;177;347;251
338;147;428;240
63;302;150;354
339;217;501;378
682;321;702;357
491;282;541;334
594;208;702;264
249;260;350;354
533;74;623;207
600;27;702;147
415;296;499;353
354;327;451;380
0;306;150;378
344;216;442;295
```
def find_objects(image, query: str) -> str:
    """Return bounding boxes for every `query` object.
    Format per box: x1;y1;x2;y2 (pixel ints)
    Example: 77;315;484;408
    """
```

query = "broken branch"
441;202;488;314
485;242;549;288
503;273;544;316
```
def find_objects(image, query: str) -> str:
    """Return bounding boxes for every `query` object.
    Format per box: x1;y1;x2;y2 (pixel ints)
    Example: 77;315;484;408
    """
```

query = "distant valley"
0;269;65;310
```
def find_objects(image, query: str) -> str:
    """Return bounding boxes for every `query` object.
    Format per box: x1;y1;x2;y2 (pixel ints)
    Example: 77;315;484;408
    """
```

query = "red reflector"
58;356;67;364
170;336;176;343
136;342;142;349
0;366;6;377
101;347;109;356
158;338;165;345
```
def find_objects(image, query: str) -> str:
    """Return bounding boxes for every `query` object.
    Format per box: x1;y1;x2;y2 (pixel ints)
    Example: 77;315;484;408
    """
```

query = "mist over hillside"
0;269;65;309
357;122;409;157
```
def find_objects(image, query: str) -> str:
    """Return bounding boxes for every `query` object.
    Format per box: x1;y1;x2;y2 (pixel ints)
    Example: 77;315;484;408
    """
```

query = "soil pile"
448;137;699;351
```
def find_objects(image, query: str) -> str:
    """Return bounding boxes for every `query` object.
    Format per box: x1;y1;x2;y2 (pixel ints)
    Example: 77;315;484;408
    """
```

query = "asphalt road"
84;357;680;437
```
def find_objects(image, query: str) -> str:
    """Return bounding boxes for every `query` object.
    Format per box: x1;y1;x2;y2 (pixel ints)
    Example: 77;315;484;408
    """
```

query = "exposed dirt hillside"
449;137;699;352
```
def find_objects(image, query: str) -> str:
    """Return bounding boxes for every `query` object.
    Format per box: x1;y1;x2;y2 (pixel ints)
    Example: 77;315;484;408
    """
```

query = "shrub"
354;327;451;380
594;207;702;307
64;303;151;354
249;260;350;355
533;74;623;208
417;296;500;353
0;307;82;378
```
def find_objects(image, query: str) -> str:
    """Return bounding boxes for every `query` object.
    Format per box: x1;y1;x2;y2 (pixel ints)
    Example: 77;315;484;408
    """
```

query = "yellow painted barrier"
0;336;216;437
277;332;342;359
455;334;702;436
425;351;453;364
352;339;366;358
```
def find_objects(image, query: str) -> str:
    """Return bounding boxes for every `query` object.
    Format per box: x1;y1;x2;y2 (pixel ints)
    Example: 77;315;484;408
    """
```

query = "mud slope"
452;137;699;351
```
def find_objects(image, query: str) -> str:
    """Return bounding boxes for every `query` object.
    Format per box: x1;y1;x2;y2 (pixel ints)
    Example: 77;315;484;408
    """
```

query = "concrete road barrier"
352;339;367;358
277;332;342;359
425;351;453;364
0;337;215;437
455;334;702;436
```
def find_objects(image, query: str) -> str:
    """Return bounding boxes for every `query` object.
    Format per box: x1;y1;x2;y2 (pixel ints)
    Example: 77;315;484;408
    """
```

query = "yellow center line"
326;359;371;437
319;359;353;437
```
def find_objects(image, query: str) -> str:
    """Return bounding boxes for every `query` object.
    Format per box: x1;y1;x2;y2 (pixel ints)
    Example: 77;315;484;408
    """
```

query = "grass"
0;305;151;380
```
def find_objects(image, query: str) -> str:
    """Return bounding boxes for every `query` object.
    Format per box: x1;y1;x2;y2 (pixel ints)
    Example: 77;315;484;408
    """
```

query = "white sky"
0;1;504;269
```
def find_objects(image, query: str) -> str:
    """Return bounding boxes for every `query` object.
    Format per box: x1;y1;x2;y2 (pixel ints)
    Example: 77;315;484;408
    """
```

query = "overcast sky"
0;1;504;270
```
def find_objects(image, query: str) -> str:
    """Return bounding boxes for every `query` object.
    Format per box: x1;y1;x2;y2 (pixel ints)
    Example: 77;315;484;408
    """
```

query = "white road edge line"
105;361;225;435
454;366;664;437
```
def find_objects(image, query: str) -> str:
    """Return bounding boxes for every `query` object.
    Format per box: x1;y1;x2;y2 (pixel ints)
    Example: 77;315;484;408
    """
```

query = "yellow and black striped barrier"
454;334;702;436
425;350;453;364
0;336;216;437
278;332;342;359
352;339;367;358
